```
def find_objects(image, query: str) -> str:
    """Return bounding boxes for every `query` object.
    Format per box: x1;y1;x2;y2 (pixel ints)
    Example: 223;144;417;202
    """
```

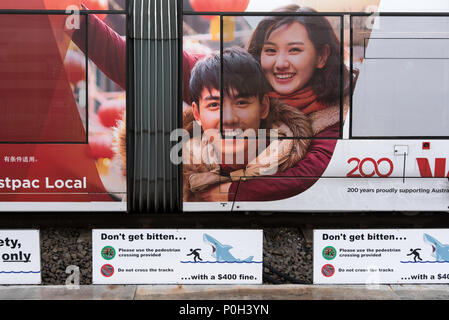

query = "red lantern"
189;0;249;20
64;50;86;85
189;0;248;39
97;99;125;128
189;0;249;12
88;135;114;159
82;0;109;20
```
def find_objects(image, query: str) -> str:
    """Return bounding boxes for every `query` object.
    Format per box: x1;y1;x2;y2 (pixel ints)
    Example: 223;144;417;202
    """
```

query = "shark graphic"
203;233;253;262
423;233;449;262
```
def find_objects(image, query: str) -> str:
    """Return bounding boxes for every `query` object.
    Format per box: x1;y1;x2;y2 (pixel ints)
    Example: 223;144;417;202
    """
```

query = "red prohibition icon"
321;264;335;277
100;264;115;277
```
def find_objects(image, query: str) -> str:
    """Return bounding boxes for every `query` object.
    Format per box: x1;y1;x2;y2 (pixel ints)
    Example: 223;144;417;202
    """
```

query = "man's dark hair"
189;48;271;106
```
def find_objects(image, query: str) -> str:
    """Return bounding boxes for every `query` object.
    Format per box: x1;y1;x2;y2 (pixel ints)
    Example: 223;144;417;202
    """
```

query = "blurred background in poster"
83;0;127;195
60;0;127;195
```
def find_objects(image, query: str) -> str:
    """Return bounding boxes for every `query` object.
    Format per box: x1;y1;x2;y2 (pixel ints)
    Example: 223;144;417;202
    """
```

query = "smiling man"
190;49;271;168
182;48;312;202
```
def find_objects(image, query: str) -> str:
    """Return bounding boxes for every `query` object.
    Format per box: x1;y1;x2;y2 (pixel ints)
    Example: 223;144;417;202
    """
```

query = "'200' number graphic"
347;157;394;177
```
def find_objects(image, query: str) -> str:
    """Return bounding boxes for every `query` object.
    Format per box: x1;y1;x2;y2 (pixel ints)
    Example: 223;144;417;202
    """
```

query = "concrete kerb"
0;284;447;300
0;285;137;300
134;284;398;300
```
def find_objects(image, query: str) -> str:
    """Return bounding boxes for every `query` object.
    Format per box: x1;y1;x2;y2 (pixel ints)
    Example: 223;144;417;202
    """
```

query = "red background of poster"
0;0;116;202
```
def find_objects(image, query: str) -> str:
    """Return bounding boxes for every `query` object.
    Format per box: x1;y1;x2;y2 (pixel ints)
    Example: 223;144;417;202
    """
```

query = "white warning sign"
0;230;40;284
93;229;263;284
314;229;449;284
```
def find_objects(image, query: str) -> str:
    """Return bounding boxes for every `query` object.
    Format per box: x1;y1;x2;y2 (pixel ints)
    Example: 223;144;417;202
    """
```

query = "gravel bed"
263;228;313;284
41;228;92;285
40;227;312;285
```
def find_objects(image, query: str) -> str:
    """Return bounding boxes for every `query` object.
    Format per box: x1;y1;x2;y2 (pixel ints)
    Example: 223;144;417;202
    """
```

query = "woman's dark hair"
247;4;348;106
190;47;271;106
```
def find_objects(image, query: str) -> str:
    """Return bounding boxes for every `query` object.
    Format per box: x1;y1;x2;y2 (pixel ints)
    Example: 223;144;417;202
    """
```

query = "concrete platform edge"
0;284;447;300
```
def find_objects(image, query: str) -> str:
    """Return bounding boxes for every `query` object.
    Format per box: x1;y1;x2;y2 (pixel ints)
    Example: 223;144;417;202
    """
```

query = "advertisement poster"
92;229;263;284
314;229;449;284
3;0;449;212
0;230;40;284
0;0;127;211
181;0;449;212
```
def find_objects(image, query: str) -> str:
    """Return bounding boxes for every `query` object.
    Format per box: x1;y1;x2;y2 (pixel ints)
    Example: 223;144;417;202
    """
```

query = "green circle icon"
322;246;337;260
101;246;116;260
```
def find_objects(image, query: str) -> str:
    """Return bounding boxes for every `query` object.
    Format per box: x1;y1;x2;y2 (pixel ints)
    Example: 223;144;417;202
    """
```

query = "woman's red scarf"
268;86;327;115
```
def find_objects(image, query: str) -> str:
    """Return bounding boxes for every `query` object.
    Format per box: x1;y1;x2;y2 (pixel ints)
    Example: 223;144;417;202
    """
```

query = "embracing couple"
71;4;349;203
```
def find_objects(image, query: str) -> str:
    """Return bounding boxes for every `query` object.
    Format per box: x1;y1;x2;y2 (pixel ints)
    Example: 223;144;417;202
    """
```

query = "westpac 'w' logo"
416;158;449;177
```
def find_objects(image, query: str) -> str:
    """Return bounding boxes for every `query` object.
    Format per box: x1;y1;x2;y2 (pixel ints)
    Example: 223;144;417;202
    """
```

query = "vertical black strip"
218;14;226;175
153;0;159;213
363;37;367;59
177;0;183;212
126;1;134;213
219;15;224;138
133;0;137;212
161;0;167;213
135;0;142;212
145;0;151;213
138;37;142;213
147;0;153;213
138;0;142;213
149;0;153;213
230;177;242;212
161;0;166;213
349;14;354;139
142;0;149;213
166;0;174;212
134;39;139;212
85;13;89;144
339;14;344;139
403;153;407;183
144;27;150;213
146;38;151;213
149;0;153;212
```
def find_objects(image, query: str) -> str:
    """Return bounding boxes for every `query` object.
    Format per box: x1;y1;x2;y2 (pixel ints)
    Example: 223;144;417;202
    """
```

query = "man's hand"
198;182;232;202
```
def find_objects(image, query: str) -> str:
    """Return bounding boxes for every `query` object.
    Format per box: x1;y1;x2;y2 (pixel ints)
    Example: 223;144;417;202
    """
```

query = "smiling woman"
247;5;345;107
261;23;326;96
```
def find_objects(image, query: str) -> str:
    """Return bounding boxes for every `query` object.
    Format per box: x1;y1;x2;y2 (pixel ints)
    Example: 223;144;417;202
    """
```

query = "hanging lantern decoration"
210;16;235;42
64;50;86;86
82;0;109;20
88;135;114;160
189;0;249;13
189;0;249;42
97;99;126;128
88;134;114;174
